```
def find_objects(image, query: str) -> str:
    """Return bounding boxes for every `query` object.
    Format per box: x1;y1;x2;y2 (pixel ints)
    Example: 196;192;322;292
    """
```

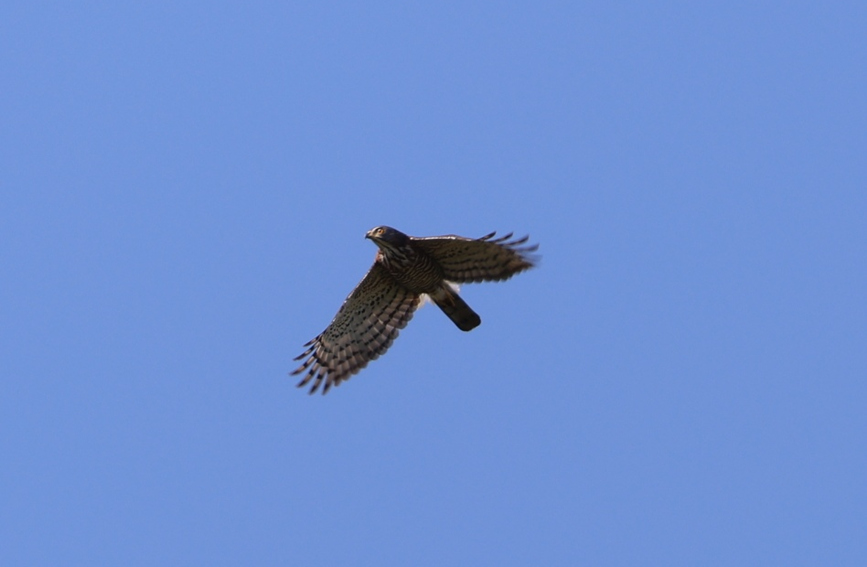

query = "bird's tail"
430;285;481;331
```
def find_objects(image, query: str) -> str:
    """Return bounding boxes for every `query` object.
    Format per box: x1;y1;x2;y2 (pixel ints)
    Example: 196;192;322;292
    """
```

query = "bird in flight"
292;226;538;394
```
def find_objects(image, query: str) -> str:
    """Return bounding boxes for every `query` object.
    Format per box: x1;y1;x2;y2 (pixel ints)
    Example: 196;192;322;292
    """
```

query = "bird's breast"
384;251;443;293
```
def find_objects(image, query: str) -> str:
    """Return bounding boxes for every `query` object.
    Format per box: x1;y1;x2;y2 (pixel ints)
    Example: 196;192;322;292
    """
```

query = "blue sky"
2;2;865;565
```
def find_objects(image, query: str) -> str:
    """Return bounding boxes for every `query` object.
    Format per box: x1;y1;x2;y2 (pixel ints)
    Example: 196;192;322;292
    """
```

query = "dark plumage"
291;226;538;394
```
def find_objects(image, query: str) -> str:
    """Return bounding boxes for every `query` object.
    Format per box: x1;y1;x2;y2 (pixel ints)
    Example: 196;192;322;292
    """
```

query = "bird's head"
366;226;409;252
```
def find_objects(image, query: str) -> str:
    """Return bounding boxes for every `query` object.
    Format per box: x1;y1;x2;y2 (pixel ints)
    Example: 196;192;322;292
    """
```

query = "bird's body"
370;228;481;331
292;226;538;393
374;235;444;293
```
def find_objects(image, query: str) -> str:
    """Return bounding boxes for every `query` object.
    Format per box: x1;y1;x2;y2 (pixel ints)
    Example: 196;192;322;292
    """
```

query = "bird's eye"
376;228;384;235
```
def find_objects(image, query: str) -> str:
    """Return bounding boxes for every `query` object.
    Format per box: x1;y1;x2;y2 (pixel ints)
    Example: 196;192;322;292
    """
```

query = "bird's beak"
365;229;376;240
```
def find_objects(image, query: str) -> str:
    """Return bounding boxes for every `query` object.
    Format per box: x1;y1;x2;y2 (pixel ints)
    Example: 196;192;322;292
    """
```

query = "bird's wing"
292;263;420;394
412;232;538;283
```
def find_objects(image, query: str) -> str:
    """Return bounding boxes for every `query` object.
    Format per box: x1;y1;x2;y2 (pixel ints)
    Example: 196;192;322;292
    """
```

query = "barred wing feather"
412;232;538;283
291;263;420;394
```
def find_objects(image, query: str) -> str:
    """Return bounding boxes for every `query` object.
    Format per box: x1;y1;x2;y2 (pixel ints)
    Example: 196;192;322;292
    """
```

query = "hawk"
292;226;538;394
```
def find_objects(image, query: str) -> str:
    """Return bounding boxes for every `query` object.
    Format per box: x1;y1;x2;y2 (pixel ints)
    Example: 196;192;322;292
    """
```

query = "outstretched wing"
292;263;420;394
412;232;538;283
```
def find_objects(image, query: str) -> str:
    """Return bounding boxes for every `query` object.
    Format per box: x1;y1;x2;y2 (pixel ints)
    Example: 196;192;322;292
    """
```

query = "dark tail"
430;285;481;331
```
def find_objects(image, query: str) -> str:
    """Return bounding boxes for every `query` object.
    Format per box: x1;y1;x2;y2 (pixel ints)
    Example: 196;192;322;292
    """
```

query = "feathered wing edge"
291;264;420;394
412;231;539;283
477;230;541;269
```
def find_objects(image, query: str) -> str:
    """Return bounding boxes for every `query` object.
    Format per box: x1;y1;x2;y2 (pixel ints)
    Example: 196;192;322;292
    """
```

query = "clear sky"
2;2;865;565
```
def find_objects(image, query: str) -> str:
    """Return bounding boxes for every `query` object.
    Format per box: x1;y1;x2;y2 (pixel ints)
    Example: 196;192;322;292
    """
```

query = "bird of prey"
291;226;538;394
